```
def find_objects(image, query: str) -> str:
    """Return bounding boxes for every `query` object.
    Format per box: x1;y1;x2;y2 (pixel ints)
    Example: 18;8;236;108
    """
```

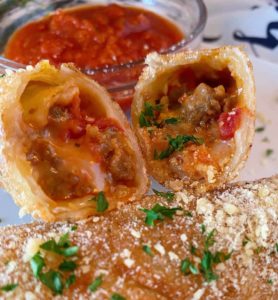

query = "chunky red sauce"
5;4;183;70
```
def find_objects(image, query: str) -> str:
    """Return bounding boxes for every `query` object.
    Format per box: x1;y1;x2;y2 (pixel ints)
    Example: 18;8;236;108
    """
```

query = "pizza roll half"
0;61;148;221
132;47;255;191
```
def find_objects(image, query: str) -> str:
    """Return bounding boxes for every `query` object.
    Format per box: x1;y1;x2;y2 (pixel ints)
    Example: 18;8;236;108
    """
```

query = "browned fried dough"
0;176;277;299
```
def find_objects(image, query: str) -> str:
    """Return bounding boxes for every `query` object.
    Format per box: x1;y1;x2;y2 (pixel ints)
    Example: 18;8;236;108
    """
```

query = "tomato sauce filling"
22;82;137;202
4;4;183;70
139;66;242;183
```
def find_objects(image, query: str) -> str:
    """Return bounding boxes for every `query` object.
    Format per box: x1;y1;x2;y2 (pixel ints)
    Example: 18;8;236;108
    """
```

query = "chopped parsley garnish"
164;117;180;125
40;233;78;257
153;189;175;201
190;244;197;255
111;293;126;300
0;283;18;292
71;225;78;231
65;274;76;288
154;135;204;160
255;126;265;133
139;102;162;128
39;270;63;295
140;203;182;226
30;233;78;295
181;258;199;275
142;245;154;256
276;243;278;252
267;279;273;285
89;275;103;292
91;191;109;212
59;260;77;272
181;228;232;283
265;149;274;157
200;224;206;234
30;252;45;278
242;236;250;247
0;74;5;78
184;211;193;217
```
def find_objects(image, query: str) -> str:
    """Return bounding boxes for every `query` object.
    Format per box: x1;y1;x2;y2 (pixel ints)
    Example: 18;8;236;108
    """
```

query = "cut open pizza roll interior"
0;61;148;221
132;47;255;191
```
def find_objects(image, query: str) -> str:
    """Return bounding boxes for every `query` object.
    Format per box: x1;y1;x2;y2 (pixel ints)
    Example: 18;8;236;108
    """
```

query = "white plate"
0;55;277;227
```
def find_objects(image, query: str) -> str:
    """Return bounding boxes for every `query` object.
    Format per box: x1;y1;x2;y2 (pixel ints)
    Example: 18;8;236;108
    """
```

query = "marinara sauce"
5;4;184;70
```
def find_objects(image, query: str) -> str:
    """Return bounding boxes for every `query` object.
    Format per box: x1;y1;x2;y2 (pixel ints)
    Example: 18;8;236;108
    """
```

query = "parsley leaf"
65;274;76;288
265;149;274;157
142;245;153;256
111;293;126;300
204;229;216;250
71;225;78;231
276;243;278;252
164;117;180;125
140;203;182;226
184;211;193;217
181;258;198;275
0;283;18;292
255;126;265;133
200;224;206;234
267;279;273;285
59;260;77;272
40;270;63;295
139;102;162;128
200;251;219;282
40;236;78;257
153;189;175;201
91;191;109;212
154;135;204;160
30;252;45;278
89;275;103;292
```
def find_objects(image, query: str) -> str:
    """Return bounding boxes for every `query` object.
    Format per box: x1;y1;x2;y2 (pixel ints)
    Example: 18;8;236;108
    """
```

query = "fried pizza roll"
0;176;277;299
132;47;255;191
0;61;148;221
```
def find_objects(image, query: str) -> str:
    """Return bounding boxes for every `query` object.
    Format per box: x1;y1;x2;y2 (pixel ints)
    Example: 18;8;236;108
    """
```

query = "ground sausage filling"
139;66;241;183
22;81;137;202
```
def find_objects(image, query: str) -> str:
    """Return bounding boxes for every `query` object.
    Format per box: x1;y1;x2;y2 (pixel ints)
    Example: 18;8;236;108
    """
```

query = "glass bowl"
0;0;207;108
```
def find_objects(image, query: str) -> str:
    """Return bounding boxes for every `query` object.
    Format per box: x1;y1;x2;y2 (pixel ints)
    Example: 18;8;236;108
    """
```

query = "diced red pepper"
218;108;241;140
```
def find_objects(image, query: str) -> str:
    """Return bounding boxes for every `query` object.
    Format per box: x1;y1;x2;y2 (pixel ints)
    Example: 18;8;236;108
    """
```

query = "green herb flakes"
267;279;273;285
0;283;18;292
71;225;78;231
59;260;77;272
255;126;265;133
153;189;175;201
184;211;193;217
200;224;206;234
40;235;78;257
164;117;180;125
39;270;63;295
154;135;204;159
181;228;232;283
140;203;182;226
30;252;45;278
139;102;162;128
143;245;153;256
89;275;103;292
30;232;78;295
265;149;274;157
111;293;126;300
91;191;109;212
65;274;76;288
275;243;278;252
181;258;198;275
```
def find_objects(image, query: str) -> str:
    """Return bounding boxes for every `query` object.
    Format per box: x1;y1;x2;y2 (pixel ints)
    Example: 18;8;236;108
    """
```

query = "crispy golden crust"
0;61;149;222
132;47;256;192
0;176;277;299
